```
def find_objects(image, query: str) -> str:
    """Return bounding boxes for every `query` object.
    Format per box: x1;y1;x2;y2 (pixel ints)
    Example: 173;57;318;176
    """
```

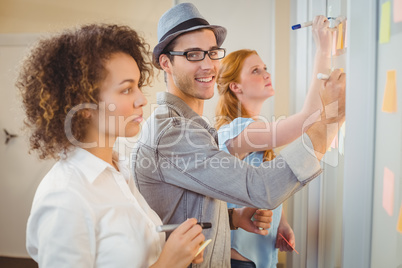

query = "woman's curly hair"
16;24;153;160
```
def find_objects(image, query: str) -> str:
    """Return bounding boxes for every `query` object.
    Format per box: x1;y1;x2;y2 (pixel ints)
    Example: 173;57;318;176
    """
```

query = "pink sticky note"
382;167;395;216
279;233;299;254
332;31;337;56
394;0;402;23
344;20;348;48
330;133;339;149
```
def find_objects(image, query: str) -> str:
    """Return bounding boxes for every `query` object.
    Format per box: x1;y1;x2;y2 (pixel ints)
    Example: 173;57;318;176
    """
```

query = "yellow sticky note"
382;167;394;216
379;1;391;44
337;22;344;49
394;0;402;23
382;70;397;113
196;239;212;257
397;203;402;234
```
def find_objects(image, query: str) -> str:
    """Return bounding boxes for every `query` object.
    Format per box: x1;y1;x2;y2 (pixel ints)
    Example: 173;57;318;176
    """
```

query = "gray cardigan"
132;92;322;268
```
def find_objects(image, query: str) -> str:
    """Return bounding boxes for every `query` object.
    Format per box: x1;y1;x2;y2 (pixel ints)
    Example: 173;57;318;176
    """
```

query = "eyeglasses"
168;48;226;61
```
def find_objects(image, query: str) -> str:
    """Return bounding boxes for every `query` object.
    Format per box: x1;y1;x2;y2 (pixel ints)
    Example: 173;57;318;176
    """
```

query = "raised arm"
306;69;346;161
226;16;332;158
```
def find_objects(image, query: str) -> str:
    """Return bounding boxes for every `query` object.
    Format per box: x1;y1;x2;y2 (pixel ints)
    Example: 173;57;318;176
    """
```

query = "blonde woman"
215;16;332;268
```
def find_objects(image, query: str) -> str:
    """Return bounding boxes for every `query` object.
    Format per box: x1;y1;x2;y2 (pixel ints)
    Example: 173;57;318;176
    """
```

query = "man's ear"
159;54;172;74
229;82;242;94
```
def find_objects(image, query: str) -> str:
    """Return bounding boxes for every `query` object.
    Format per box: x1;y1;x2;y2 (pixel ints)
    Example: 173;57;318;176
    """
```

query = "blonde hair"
215;49;275;161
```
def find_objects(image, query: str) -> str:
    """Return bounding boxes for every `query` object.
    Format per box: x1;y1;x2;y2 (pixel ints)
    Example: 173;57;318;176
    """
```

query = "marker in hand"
156;222;212;232
291;17;336;30
291;21;313;30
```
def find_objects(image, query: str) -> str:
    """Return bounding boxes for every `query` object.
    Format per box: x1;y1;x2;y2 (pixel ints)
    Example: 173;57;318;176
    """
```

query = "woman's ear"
229;82;242;94
82;109;92;119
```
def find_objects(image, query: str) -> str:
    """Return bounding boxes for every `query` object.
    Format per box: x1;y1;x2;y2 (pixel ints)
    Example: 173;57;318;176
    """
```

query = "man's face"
168;29;220;100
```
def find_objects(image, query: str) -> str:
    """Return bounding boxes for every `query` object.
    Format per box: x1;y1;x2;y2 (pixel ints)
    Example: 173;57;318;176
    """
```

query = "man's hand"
231;207;273;235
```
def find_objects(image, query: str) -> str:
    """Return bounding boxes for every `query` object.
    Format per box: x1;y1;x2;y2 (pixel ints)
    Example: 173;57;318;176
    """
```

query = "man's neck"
167;87;205;116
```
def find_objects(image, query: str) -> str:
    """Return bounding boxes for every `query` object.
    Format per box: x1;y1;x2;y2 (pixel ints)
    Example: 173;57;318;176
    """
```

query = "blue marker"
292;17;336;30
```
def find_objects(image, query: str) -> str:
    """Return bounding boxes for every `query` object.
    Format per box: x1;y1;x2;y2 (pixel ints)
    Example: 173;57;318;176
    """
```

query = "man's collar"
156;92;218;142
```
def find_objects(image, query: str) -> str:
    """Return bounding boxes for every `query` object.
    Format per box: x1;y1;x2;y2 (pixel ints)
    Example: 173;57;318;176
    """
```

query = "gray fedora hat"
153;3;227;66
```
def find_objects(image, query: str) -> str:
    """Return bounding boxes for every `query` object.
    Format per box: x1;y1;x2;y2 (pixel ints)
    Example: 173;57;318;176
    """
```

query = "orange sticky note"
382;70;397;113
397;203;402;233
332;31;337;56
337;22;344;49
379;1;391;44
394;0;402;23
382;167;394;216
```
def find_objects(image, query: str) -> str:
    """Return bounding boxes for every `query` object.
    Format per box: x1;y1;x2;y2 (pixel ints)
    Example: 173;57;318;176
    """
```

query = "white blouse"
26;147;165;267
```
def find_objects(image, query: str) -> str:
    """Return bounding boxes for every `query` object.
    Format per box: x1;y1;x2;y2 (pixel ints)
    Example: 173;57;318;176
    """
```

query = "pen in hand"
156;222;212;232
291;17;337;30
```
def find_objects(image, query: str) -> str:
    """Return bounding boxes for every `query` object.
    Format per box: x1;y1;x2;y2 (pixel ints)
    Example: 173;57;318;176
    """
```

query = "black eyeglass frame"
168;48;226;61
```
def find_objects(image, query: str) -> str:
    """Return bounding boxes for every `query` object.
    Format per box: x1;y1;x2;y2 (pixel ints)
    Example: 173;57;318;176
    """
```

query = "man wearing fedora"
132;3;346;267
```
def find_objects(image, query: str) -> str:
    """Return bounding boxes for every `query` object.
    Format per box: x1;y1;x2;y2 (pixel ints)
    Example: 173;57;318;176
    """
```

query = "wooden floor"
0;256;285;267
0;257;37;268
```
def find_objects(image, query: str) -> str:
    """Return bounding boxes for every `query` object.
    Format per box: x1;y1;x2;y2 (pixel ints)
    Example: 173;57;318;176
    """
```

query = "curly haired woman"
18;24;205;268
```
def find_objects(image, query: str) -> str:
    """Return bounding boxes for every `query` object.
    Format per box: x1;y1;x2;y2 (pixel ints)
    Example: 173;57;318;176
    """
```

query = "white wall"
0;35;55;258
175;0;276;126
0;0;172;258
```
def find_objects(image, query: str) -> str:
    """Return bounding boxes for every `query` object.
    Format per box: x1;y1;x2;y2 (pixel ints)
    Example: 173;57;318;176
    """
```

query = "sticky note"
340;123;346;137
379;1;391;44
331;133;339;149
332;31;337;56
382;70;397;113
338;130;344;156
344;20;348;48
382;167;394;216
279;233;299;254
397;203;402;233
394;0;402;23
337;22;344;49
196;239;212;257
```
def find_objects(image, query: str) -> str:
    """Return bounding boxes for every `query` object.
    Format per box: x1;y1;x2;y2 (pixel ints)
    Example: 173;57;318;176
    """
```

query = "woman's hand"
275;217;295;252
312;15;332;56
151;218;205;268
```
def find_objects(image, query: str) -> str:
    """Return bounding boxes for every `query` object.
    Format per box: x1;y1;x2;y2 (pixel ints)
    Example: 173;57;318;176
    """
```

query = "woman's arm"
226;16;332;158
275;210;296;252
